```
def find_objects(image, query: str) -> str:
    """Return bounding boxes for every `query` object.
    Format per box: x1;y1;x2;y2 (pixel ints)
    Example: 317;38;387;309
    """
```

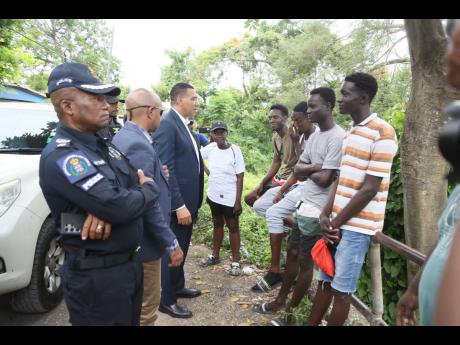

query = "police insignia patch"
57;151;97;184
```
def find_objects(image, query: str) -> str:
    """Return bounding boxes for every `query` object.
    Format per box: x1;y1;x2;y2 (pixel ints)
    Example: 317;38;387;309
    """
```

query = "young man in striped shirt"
308;72;398;326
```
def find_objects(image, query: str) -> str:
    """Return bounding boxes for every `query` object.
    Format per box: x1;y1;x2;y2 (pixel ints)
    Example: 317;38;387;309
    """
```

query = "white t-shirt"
201;142;245;207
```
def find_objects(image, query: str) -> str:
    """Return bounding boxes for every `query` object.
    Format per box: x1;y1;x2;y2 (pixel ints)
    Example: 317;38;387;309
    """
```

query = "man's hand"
320;213;340;245
137;169;153;185
81;213;111;240
168;247;184;267
319;212;333;232
176;207;192;225
396;289;419;326
162;165;170;181
255;183;265;197
233;201;242;216
273;191;284;204
323;227;341;245
289;124;300;143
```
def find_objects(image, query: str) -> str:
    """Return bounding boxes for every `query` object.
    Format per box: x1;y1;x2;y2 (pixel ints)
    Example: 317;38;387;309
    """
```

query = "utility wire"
5;25;68;63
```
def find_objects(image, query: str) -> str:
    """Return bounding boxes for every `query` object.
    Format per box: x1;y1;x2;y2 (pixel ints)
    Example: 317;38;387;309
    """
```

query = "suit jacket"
152;109;204;216
113;121;177;262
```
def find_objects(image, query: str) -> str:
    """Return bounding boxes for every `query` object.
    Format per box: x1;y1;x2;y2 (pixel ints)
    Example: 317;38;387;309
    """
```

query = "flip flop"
252;302;278;315
251;272;283;292
268;318;287;326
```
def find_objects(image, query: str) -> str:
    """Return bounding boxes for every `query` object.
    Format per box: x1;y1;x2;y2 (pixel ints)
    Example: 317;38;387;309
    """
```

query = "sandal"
252;302;278;315
200;254;220;267
268;318;287;326
229;262;242;276
251;271;283;292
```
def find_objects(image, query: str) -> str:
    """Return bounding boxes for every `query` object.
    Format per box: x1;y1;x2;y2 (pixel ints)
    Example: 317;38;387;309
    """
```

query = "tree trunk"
402;20;460;278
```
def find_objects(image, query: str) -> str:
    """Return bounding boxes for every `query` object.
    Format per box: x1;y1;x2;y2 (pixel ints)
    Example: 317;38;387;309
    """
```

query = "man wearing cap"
152;82;204;318
39;62;160;326
97;95;123;141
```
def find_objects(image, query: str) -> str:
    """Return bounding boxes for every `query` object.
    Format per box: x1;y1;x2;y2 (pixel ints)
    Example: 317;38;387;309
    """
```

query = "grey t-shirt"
300;124;345;210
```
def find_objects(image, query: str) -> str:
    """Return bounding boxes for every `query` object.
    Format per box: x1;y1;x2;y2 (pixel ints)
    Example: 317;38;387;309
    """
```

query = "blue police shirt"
39;123;160;255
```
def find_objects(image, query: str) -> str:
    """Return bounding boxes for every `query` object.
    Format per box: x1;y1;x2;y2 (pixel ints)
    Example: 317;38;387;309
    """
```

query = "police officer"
97;95;123;141
39;62;159;326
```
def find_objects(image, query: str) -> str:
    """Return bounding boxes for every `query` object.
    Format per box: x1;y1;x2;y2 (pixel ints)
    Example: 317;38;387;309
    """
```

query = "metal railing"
353;232;426;326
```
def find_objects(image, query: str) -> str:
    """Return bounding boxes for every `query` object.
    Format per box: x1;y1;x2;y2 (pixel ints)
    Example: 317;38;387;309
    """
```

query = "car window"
0;106;58;150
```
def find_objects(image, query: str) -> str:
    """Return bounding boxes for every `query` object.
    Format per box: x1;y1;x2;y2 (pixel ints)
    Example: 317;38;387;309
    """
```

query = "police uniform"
40;123;159;325
97;116;122;141
39;62;159;326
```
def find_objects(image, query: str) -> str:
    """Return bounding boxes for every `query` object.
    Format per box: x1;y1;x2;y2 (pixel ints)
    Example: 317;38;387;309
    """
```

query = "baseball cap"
106;95;124;104
210;120;228;131
47;62;121;97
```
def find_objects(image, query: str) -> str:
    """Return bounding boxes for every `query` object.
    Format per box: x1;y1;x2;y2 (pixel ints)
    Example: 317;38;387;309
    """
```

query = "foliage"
0;19;33;84
5;19;120;92
153;47;227;103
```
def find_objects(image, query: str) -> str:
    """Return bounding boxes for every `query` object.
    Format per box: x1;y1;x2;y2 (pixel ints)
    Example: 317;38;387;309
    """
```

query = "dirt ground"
156;242;369;326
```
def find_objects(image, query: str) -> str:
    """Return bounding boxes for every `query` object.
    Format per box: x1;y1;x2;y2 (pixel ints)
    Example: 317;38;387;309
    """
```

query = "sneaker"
200;254;220;267
229;262;242;276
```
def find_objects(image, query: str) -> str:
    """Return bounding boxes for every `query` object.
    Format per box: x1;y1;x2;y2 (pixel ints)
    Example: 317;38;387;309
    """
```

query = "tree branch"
370;58;410;71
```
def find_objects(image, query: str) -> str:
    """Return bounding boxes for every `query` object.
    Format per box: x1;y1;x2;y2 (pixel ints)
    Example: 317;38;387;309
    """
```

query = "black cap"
210;120;228;131
106;95;122;104
47;62;121;97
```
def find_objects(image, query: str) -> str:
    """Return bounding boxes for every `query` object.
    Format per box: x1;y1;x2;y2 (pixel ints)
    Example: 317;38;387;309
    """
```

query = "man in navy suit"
152;82;204;318
112;88;184;325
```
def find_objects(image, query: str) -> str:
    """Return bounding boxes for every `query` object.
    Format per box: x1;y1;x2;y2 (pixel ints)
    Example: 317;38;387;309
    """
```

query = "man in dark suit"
152;82;204;318
112;88;184;325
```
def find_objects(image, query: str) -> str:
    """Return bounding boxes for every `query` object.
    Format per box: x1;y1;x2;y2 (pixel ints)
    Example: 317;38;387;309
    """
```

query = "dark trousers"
62;254;143;326
160;216;193;305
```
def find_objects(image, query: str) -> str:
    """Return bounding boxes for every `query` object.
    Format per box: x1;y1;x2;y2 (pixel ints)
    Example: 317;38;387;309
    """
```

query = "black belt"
63;245;139;270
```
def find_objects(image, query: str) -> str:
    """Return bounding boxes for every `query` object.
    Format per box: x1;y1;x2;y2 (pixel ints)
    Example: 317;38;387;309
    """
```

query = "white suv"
0;101;64;312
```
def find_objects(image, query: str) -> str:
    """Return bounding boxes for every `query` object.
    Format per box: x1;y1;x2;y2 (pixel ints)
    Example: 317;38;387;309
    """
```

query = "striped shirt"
332;113;398;235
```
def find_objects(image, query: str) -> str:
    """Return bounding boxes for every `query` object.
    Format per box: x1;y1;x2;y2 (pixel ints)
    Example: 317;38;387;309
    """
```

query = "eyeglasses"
126;105;164;116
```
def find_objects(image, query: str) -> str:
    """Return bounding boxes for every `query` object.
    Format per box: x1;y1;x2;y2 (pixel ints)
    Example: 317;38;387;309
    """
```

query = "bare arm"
256;153;282;194
309;169;339;189
293;161;322;181
433;221;460;325
234;173;244;216
396;242;438;325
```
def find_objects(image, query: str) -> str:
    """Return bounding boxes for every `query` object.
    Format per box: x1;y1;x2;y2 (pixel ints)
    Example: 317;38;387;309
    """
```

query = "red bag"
311;238;335;277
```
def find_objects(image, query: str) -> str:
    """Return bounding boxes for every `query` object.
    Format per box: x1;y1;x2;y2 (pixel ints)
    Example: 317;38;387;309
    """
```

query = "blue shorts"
316;229;371;293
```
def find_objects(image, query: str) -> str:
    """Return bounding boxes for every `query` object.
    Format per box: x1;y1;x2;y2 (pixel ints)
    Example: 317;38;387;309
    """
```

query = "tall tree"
0;19;32;84
16;19;120;92
402;20;460;276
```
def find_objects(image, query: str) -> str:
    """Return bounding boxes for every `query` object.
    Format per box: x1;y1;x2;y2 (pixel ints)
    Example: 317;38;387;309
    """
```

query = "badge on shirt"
57;151;97;184
55;138;71;147
108;146;123;160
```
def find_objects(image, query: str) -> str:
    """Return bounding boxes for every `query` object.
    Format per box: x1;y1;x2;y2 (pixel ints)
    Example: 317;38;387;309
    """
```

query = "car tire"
10;218;64;313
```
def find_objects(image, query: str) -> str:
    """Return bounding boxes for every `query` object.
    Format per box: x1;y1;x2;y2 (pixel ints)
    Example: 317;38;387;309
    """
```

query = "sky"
105;19;247;90
105;19;407;92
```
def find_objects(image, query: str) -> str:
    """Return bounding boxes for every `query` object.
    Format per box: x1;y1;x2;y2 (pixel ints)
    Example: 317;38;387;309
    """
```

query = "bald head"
126;88;160;110
125;88;163;131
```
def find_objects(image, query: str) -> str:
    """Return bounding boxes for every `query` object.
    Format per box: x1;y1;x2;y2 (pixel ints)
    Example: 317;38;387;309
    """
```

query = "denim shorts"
316;229;372;293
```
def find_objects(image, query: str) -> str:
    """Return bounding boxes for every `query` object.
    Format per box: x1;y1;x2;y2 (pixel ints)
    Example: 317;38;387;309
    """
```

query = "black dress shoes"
176;287;202;298
158;303;192;318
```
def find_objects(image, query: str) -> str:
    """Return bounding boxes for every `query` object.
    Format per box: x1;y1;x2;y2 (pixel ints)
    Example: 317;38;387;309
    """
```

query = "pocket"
296;214;322;236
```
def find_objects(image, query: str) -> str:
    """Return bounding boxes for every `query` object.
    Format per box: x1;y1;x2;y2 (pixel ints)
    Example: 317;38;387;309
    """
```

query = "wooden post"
369;240;385;325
